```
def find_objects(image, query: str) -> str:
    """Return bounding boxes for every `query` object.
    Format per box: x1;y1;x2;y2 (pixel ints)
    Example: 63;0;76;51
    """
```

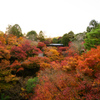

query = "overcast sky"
0;0;100;37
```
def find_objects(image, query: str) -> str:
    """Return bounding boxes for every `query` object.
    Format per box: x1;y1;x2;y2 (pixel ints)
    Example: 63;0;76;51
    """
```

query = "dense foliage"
6;24;23;37
0;20;100;100
26;30;37;40
84;26;100;50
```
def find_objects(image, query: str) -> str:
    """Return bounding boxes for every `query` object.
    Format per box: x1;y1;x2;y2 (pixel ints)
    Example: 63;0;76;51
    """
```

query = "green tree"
52;38;58;43
84;25;100;50
6;24;23;37
86;19;99;32
68;31;75;41
61;33;70;46
38;31;45;42
74;32;86;41
26;30;37;40
26;77;38;93
58;37;62;43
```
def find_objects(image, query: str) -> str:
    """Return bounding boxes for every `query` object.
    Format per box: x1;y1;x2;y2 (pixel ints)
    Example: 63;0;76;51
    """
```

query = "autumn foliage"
76;46;100;77
31;45;100;100
37;42;46;50
32;69;80;100
0;33;100;100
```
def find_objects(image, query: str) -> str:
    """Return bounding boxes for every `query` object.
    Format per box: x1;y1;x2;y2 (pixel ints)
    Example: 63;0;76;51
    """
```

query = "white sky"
0;0;100;37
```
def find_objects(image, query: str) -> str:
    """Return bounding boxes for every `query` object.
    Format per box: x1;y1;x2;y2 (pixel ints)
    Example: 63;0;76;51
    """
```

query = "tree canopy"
38;31;45;42
61;33;70;46
26;30;37;40
6;24;23;37
67;31;75;41
84;25;100;50
86;19;99;32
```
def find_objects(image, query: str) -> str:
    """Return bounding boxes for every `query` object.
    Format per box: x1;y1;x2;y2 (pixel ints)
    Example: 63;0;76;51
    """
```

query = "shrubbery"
26;77;38;93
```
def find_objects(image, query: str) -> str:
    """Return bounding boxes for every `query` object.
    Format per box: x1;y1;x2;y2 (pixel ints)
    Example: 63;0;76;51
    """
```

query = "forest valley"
0;20;100;100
